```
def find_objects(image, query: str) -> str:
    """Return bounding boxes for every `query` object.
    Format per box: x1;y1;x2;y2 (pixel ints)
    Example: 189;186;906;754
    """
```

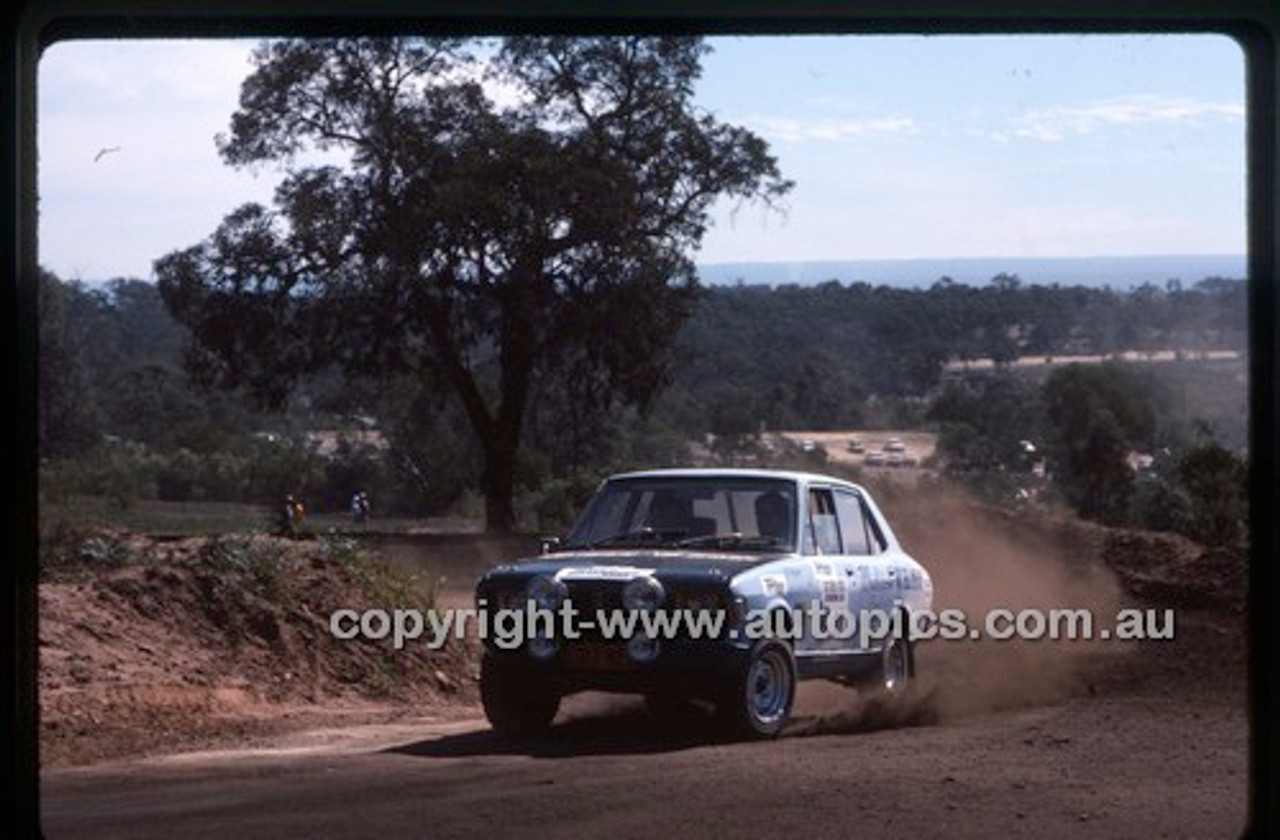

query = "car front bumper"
485;636;753;698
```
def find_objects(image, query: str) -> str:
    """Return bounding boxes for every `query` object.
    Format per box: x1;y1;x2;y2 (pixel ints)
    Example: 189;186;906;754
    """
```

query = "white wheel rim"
748;648;791;724
883;639;908;692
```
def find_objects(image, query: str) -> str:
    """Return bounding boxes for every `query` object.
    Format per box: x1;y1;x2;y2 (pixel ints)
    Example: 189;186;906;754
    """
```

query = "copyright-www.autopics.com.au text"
327;601;1176;651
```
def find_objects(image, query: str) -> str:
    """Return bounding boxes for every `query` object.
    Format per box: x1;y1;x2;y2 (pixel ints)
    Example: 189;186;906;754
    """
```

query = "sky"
36;33;1246;283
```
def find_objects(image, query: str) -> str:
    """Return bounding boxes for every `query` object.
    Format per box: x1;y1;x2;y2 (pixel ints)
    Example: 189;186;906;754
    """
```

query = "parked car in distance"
864;451;886;467
847;438;865;453
474;468;934;739
884;437;906;453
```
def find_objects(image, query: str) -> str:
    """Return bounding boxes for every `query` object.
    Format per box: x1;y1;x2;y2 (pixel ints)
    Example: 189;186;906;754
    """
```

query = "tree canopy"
1042;363;1158;523
155;36;791;532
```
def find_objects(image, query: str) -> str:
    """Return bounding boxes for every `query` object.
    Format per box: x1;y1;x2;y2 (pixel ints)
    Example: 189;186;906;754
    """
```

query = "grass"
39;495;486;539
40;495;275;538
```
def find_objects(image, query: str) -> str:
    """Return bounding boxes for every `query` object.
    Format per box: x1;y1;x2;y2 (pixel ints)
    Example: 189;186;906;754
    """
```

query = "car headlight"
525;575;569;610
484;588;524;612
621;576;665;611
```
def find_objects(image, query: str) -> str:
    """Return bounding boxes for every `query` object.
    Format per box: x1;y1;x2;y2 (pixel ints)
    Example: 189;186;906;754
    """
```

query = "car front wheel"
480;653;560;737
718;640;796;739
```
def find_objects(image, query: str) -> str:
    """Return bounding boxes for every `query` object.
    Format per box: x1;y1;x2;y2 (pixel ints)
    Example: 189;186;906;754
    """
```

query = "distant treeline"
38;268;1248;527
660;274;1247;433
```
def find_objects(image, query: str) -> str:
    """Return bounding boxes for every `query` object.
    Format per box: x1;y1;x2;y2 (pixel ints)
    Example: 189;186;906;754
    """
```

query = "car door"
830;486;898;652
801;485;856;652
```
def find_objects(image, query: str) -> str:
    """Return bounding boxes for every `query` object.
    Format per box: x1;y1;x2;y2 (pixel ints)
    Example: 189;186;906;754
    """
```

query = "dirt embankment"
39;533;477;767
37;497;1248;768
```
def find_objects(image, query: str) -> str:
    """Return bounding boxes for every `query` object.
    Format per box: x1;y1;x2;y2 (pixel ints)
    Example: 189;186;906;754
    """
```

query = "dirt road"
38;504;1256;838
41;611;1250;839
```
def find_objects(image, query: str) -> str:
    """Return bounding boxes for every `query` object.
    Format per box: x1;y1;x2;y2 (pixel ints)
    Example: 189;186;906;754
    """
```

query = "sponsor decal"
761;575;788;597
556;566;656;581
820;578;848;604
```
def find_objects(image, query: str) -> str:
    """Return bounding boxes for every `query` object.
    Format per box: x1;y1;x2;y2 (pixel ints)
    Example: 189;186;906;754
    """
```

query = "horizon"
66;252;1248;293
695;252;1247;289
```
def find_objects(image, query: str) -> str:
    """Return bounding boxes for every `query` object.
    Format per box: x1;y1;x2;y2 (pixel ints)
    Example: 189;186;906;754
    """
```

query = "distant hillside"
696;254;1246;290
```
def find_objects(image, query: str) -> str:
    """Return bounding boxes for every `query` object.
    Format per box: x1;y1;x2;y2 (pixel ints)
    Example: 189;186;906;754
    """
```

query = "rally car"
474;468;934;738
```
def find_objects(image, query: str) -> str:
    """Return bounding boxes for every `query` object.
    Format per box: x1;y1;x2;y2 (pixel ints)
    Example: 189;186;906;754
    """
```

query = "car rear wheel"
480;653;560;737
872;620;914;696
718;640;796;739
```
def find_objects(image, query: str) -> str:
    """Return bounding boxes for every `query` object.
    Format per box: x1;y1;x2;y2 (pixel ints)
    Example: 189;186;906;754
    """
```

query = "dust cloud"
802;487;1127;727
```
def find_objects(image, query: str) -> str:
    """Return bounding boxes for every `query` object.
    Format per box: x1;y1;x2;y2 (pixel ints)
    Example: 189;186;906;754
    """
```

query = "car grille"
564;580;623;615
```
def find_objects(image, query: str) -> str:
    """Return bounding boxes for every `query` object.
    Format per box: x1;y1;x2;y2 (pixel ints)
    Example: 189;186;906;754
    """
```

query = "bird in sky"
93;146;121;162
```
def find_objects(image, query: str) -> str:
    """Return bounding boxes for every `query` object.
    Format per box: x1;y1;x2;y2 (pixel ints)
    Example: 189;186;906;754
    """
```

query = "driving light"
525;575;569;610
627;635;661;663
621;576;665;611
527;633;559;660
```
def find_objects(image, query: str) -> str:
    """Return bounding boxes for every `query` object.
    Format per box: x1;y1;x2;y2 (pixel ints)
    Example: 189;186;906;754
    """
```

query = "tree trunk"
422;302;528;535
480;277;538;535
482;443;518;535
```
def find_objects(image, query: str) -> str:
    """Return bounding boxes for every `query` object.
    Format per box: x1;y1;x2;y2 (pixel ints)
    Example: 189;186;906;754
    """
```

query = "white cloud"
1010;94;1244;141
749;114;917;143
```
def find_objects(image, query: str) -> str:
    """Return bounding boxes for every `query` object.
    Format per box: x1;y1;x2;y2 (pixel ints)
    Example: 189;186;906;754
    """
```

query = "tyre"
871;619;914;696
479;653;560;737
718;640;796;739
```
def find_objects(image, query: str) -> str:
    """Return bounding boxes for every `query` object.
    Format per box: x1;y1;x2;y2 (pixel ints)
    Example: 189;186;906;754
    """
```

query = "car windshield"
565;476;798;552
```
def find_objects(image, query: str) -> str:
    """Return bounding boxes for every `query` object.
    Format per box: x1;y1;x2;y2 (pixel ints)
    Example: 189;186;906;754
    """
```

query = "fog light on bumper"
528;634;559;660
627;635;661;663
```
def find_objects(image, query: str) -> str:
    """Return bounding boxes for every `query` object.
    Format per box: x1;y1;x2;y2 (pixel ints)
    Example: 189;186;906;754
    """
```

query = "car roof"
600;467;902;553
605;467;864;491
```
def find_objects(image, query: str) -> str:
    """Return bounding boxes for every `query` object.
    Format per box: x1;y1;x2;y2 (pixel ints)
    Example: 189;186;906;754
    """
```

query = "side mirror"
539;536;562;555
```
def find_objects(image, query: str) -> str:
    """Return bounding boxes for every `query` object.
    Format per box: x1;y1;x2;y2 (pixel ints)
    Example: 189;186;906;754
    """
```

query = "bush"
1128;477;1196;535
1176;443;1248;545
39;524;139;581
529;471;602;534
197;534;286;598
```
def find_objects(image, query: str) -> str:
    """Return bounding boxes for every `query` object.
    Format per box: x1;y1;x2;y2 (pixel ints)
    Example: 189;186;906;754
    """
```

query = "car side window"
834;489;876;555
806;488;842;555
866;512;887;554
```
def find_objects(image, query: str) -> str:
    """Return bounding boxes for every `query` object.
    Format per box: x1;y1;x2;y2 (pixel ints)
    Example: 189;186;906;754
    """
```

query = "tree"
1176;441;1247;545
155;37;791;532
1042;363;1155;523
100;362;208;448
706;384;762;464
89;279;190;369
928;374;1044;474
38;270;101;458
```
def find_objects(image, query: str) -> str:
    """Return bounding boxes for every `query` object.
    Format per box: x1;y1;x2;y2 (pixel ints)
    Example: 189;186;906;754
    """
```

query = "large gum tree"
156;36;791;532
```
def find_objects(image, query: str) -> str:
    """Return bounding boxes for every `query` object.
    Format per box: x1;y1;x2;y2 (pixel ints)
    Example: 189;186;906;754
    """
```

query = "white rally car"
475;468;934;738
